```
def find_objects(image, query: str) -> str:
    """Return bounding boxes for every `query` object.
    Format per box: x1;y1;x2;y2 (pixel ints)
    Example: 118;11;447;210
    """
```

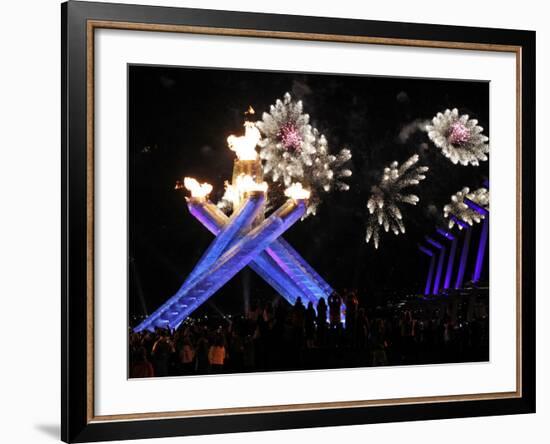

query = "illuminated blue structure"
426;236;445;294
187;198;327;306
464;197;489;283
419;245;435;296
455;227;472;289
134;196;308;332
133;132;341;333
437;229;457;290
184;199;338;323
134;194;265;332
188;201;334;307
472;218;489;283
420;188;489;296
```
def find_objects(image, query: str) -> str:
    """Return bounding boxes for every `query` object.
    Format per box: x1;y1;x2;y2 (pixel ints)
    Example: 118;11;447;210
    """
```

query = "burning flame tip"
183;177;213;199
236;174;268;193
227;121;260;161
221;174;268;208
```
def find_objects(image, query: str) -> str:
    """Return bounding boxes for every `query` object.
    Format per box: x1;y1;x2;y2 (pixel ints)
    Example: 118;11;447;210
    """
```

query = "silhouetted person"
345;290;358;344
304;301;316;348
195;333;209;373
179;336;195;374
151;332;175;377
291;297;306;350
316;297;328;346
208;335;226;373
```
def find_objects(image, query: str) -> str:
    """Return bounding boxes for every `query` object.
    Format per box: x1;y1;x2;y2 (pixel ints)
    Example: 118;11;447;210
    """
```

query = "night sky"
128;65;489;323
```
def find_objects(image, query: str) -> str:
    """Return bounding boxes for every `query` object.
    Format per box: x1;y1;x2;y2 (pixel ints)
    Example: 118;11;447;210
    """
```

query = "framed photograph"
61;1;536;442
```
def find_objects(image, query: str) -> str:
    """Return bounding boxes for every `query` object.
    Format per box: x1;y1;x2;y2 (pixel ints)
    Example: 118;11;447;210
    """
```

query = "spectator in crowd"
151;331;175;377
304;301;316;349
195;332;210;373
129;290;489;377
130;346;155;378
291;297;306;346
316;297;328;346
208;335;226;373
179;336;195;374
345;290;359;344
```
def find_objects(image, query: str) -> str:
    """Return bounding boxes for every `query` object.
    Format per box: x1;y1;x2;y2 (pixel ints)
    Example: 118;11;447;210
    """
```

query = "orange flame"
183;177;213;199
221;174;268;208
227;122;260;161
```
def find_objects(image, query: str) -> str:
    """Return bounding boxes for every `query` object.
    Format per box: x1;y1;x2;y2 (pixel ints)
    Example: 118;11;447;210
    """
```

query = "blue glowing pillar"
187;199;308;305
277;237;334;295
134;194;265;332
444;237;458;290
164;199;307;329
437;228;457;290
426;257;436;295
426;236;445;295
472;217;489;282
455;228;472;289
419;245;435;295
463;197;489;284
265;242;328;306
433;247;446;294
184;193;266;284
188;200;333;308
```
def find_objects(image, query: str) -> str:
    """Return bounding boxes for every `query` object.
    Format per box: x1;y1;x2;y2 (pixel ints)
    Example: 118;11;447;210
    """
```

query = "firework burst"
366;154;429;249
425;108;489;166
256;92;352;217
444;187;489;229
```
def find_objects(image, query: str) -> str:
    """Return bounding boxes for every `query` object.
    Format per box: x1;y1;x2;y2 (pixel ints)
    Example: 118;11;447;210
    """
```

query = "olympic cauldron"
134;121;334;332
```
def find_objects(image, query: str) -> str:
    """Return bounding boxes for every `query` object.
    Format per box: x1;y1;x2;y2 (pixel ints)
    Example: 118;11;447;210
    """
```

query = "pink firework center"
278;122;303;151
447;121;471;146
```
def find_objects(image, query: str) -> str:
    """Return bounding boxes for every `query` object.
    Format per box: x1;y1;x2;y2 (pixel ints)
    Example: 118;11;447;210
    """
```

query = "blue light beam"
163;199;307;329
134;194;265;332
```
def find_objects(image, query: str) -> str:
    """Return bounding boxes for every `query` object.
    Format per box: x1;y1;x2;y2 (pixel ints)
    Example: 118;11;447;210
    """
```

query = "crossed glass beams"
419;198;489;296
134;193;333;332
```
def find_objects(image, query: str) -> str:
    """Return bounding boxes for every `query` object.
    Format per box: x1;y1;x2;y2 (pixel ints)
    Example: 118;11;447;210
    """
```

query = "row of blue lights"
418;194;489;296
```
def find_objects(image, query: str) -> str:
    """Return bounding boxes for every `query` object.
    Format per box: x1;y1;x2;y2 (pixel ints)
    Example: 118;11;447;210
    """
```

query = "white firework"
444;187;489;229
366;154;429;249
425;108;489;166
256;92;352;217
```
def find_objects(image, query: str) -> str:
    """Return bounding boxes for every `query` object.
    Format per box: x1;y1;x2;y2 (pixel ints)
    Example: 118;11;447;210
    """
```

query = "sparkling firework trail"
366;154;428;249
256;92;352;217
444;187;489;229
425;108;489;166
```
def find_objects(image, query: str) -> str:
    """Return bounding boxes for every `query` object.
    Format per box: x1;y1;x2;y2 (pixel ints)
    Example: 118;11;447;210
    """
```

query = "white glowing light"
220;174;268;209
184;177;213;199
235;173;268;194
220;182;238;208
284;183;311;200
227;121;261;160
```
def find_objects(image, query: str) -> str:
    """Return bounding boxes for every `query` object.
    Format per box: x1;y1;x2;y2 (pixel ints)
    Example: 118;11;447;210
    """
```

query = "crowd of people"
129;290;489;378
